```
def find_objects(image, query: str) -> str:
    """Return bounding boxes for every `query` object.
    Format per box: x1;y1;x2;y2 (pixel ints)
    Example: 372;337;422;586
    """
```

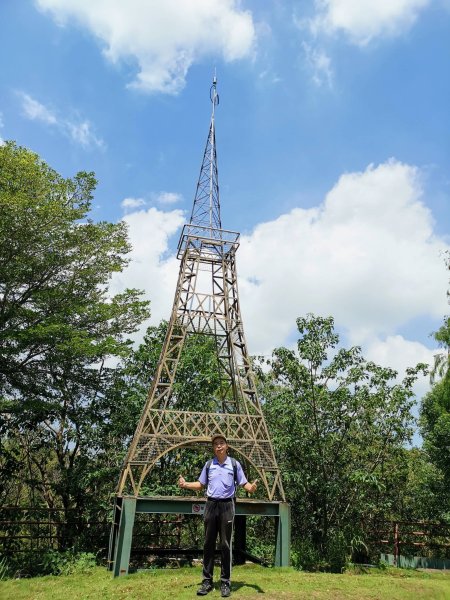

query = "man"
178;434;257;597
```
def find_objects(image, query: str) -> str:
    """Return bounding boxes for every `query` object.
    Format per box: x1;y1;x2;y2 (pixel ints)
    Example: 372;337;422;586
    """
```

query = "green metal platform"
108;496;290;577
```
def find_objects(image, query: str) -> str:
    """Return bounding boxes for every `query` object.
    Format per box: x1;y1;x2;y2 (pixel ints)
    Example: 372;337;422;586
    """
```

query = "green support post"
275;502;291;567
113;497;137;577
107;497;122;571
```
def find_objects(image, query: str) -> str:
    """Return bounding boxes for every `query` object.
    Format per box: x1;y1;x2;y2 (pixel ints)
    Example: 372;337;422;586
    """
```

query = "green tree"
397;447;448;522
430;315;450;384
0;142;150;532
420;316;450;519
257;314;426;569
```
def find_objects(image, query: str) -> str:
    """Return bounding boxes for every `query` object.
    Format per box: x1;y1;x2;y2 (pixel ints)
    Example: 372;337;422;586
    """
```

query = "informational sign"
192;503;206;515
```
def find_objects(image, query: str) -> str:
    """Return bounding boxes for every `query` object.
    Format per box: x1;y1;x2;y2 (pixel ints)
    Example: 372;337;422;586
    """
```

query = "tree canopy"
0;141;150;517
257;314;427;569
420;315;450;519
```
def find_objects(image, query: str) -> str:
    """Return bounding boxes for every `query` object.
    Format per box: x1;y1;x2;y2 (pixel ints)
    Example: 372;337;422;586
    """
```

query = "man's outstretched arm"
178;475;204;491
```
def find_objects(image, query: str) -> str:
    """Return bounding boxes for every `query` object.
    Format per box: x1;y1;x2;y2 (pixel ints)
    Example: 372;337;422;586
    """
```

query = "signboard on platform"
192;503;206;515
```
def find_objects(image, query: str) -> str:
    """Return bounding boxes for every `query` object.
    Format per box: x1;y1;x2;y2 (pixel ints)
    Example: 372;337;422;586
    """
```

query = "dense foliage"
256;315;428;569
419;316;450;521
0;141;150;537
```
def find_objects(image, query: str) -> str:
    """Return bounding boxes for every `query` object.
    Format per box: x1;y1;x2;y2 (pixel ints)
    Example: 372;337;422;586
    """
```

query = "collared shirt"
198;456;247;499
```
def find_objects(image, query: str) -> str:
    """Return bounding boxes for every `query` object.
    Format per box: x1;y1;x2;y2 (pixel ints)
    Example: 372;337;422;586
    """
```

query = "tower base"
108;496;290;577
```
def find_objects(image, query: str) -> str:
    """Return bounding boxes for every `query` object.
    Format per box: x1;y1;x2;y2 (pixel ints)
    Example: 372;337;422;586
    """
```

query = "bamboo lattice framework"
117;78;285;502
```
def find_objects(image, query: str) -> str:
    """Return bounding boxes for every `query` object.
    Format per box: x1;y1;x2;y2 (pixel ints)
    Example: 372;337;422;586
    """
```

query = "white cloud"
66;120;104;149
302;42;333;87
35;0;256;94
121;197;146;211
110;160;448;402
20;93;58;124
365;334;434;398
155;191;183;205
310;0;431;45
18;92;104;149
120;193;182;215
237;159;448;355
366;335;433;370
0;111;4;144
258;70;282;84
111;206;185;328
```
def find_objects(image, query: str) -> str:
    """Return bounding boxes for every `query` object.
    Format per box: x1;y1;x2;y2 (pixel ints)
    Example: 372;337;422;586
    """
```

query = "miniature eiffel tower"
117;77;285;502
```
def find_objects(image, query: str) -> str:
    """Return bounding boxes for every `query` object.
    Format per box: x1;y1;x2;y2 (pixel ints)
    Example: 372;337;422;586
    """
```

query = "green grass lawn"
1;564;450;600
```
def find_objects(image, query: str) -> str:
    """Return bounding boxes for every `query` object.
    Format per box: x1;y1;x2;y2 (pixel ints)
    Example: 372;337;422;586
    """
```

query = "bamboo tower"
117;78;284;501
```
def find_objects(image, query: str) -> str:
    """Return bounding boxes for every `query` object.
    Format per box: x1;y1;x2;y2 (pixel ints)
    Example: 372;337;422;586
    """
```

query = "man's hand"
178;475;186;489
244;479;258;494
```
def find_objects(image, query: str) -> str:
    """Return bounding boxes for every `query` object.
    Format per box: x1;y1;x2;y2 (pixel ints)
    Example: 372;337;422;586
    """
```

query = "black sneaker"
221;582;231;597
197;581;213;596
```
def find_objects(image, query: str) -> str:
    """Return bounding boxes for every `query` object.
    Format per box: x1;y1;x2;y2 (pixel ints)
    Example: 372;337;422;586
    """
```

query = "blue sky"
0;0;449;407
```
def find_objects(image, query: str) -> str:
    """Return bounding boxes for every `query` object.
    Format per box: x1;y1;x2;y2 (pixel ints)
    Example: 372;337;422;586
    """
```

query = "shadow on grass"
231;580;265;594
183;580;266;594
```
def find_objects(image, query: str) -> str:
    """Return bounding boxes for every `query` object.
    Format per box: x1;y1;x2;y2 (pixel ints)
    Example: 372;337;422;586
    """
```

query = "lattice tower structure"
117;78;285;501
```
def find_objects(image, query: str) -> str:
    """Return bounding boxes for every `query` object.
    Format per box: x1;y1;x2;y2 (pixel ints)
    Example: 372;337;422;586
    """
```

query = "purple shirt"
198;456;247;499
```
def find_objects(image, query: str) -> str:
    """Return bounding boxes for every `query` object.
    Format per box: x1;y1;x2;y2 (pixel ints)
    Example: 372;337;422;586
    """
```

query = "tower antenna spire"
189;73;221;234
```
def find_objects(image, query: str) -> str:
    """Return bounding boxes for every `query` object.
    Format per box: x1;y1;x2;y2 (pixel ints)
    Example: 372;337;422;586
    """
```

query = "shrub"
39;549;96;576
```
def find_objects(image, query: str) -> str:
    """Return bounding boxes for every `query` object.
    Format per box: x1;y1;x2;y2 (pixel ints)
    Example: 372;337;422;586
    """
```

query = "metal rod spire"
209;74;218;232
188;75;221;233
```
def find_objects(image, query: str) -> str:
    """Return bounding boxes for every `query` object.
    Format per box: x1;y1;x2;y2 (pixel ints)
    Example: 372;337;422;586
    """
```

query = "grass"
1;564;450;600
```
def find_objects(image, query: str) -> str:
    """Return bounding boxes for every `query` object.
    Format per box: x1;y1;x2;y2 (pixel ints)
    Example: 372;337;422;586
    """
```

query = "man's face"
212;437;228;459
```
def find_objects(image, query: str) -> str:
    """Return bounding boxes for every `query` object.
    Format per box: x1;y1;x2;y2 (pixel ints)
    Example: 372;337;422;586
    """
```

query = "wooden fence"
373;520;450;566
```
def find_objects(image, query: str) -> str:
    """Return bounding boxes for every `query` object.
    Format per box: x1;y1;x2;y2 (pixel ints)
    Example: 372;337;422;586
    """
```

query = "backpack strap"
231;457;238;493
205;459;213;490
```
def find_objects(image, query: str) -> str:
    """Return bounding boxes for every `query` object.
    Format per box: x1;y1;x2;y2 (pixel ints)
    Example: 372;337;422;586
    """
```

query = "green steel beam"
132;496;281;516
113;497;136;577
275;502;291;567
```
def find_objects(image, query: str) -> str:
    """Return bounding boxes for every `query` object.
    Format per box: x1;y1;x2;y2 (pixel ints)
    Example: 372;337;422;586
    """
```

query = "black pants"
202;498;235;584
